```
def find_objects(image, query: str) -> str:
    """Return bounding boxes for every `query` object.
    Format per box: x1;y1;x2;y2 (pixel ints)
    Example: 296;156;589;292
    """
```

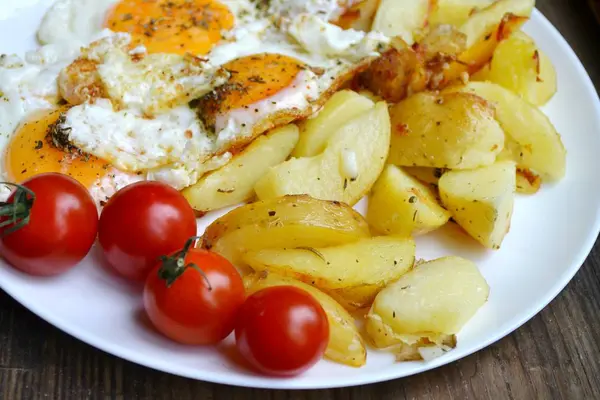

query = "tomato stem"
0;183;35;236
157;236;213;290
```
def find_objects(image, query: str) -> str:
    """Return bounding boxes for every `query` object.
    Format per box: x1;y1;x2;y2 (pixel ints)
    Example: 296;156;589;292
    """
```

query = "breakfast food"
182;124;300;212
439;161;517;249
0;0;569;377
242;236;416;310
365;256;489;361
201;195;371;266
1;0;390;205
472;31;557;105
445;81;566;181
387;91;505;169
254;101;391;205
368;165;451;237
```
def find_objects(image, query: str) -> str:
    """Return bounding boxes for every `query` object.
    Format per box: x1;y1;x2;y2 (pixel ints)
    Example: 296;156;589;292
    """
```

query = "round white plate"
1;1;600;390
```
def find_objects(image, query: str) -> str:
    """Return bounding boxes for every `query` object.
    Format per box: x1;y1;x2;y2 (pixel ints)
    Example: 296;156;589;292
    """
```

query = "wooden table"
2;1;600;399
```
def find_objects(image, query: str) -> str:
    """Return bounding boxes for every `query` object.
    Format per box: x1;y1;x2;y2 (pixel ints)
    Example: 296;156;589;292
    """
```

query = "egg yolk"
105;0;234;55
5;108;108;188
203;53;308;116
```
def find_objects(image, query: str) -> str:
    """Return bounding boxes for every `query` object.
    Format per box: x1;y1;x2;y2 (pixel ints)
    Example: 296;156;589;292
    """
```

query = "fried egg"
0;0;391;205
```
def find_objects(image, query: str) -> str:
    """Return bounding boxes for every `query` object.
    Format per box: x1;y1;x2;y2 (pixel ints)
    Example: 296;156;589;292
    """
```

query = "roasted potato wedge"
243;236;416;310
201;195;371;266
293;90;374;158
447;81;566;180
335;0;381;31
245;272;367;367
460;0;534;48
473;31;557;105
439;0;533;86
429;0;495;27
387;91;504;169
439;161;516;249
365;256;489;360
255;102;391;206
182;125;299;212
372;0;431;44
368;165;450;236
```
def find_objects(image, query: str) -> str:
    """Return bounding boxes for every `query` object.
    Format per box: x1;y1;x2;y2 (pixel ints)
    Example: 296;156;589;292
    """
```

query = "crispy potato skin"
200;195;371;266
387;91;504;169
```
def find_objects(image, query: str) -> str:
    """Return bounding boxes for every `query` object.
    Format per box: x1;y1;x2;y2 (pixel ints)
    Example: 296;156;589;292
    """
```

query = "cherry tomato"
144;239;245;345
235;286;329;377
0;173;98;276
98;181;196;282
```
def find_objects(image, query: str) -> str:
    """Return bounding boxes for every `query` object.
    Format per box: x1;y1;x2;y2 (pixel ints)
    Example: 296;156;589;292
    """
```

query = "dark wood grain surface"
2;1;600;399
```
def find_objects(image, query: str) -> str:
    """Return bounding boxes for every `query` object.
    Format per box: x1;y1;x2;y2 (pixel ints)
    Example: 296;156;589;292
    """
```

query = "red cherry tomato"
144;239;245;345
235;286;329;377
98;181;196;282
0;173;98;276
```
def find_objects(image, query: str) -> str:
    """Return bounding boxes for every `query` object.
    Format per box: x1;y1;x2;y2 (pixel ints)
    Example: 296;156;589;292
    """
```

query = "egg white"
0;0;392;203
37;0;119;45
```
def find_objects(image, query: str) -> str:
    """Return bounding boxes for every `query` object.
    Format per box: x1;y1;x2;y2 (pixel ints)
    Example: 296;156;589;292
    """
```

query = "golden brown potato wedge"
438;161;516;249
387;91;504;169
243;236;415;310
473;31;557;105
429;0;495;27
368;165;450;236
255;102;391;206
446;81;566;180
365;256;489;360
293;90;374;158
245;272;367;367
335;0;381;32
182;125;299;212
439;0;534;86
372;0;431;44
201;195;371;266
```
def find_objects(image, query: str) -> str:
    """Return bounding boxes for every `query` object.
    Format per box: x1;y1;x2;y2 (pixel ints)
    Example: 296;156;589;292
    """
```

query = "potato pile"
191;0;565;366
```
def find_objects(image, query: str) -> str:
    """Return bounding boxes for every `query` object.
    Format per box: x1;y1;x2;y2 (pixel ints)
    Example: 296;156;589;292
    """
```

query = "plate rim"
1;7;600;390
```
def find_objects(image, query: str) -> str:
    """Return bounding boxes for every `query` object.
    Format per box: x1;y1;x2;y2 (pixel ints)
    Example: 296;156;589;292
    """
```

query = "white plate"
1;1;600;390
